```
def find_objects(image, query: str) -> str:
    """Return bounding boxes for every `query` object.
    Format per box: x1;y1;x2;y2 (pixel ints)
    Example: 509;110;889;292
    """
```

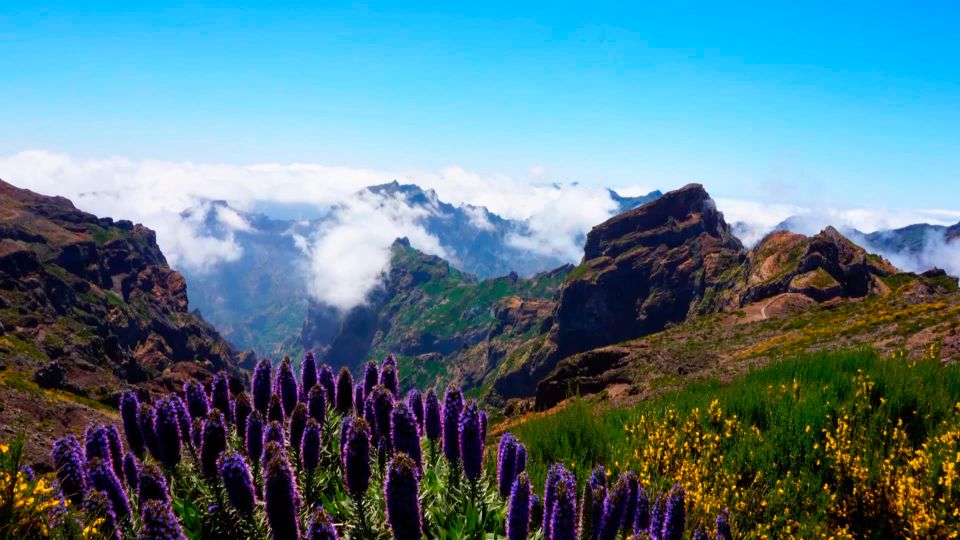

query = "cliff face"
531;222;921;411
0;179;241;462
490;184;745;403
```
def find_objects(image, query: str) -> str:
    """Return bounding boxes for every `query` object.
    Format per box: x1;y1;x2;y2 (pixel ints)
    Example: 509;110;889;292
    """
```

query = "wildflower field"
512;349;960;538
0;353;731;539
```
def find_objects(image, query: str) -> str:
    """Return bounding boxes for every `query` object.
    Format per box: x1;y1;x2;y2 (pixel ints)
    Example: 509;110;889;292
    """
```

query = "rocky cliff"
490;184;745;403
0;179;242;462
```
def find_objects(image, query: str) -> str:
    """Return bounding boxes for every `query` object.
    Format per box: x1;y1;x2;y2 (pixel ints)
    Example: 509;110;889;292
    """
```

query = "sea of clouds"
2;149;957;311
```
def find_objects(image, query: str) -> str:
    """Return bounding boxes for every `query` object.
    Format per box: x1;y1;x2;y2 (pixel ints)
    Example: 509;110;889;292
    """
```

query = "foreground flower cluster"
32;353;736;539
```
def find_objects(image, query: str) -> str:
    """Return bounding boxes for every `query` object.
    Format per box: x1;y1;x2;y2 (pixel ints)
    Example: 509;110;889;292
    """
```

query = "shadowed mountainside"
0;179;244;463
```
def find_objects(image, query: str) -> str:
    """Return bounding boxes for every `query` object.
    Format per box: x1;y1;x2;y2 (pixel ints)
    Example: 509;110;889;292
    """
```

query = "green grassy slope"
507;349;960;538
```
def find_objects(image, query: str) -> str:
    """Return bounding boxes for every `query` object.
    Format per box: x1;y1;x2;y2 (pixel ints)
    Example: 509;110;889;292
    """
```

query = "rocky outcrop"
0;179;241;462
735;227;896;306
490;184;745;404
528;222;908;411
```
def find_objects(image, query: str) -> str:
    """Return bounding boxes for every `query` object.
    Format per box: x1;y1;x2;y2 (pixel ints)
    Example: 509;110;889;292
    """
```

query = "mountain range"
2;176;958;465
181;181;661;357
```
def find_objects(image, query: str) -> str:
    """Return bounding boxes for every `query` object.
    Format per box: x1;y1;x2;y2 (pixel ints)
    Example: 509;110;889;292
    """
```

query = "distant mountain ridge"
181;182;661;356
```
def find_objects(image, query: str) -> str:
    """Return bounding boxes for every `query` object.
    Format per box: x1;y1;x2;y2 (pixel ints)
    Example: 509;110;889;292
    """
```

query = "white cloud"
4;149;956;311
296;191;448;311
715;196;960;248
506;183;619;261
463;205;496;232
2;149;623;310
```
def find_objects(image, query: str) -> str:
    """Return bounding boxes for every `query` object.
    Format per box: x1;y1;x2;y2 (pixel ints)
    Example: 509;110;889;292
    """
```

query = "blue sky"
1;1;958;210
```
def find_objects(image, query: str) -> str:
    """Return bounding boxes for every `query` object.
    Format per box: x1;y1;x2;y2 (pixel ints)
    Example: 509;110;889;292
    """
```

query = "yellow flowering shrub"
0;436;70;538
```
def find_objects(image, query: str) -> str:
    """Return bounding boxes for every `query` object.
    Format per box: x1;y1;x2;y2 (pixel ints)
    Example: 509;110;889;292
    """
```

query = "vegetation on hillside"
511;349;960;538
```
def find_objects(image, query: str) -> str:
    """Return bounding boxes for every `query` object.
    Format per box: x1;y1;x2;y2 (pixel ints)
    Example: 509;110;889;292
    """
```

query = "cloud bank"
0;150;623;311
3;149;957;310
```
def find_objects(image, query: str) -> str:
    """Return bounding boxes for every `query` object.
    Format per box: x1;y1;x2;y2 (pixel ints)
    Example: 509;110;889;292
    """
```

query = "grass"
509;348;960;537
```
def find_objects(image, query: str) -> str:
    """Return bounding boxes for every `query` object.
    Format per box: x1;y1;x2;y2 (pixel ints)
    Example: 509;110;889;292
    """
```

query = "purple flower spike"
184;380;210;420
307;385;326;427
212;373;233;423
84;489;121;540
191;418;204;449
515;444;527;476
384;453;422;540
371;386;395;452
122;452;139;492
550;474;578;540
480;411;488;442
362;360;378;396
363;395;378;442
105;424;125;480
662;485;685;540
693;528;709;540
424;389;442;441
498;433;518;497
252;358;274;415
51;435;86;505
588;466;607;494
715;509;732;540
442;385;464;464
85;423;112;465
264;453;301;540
507;471;531;540
649;496;665;540
219;450;256;517
88;457;131;521
382;353;397;371
138;464;170;504
634;487;650;535
234;391;252;447
141;499;187;540
200;411;228;478
343;417;372;498
268;394;285;424
289;403;308;458
543;464;569;538
171;396;191;448
598;476;629;540
391;402;422;471
139;403;162;462
306;506;339;540
154;398;182;469
318;364;336;407
265;420;285;447
119;392;145;458
459;401;485;481
338;416;354;461
621;473;639;538
353;384;365;416
406;389;424;430
379;362;399;397
335;368;354;414
301;419;322;471
301;352;318;400
277;357;299;417
245;411;265;463
530;494;543;533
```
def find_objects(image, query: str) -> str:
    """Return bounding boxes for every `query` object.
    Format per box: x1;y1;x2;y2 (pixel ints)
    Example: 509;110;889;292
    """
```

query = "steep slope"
0;179;241;462
489;184;745;403
301;239;568;389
